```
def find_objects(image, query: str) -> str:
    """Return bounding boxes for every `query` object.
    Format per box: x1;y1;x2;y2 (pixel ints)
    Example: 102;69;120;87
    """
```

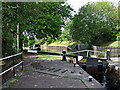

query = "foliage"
23;37;28;47
28;37;35;48
58;21;72;41
70;2;118;47
117;4;120;40
2;2;73;57
2;29;17;56
49;41;75;46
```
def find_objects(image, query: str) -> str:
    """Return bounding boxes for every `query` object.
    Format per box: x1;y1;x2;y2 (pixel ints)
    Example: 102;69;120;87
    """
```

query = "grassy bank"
101;41;120;47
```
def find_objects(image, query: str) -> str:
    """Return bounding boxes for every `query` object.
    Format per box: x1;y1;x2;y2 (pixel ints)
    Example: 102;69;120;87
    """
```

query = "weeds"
63;76;69;78
51;74;58;76
23;69;28;72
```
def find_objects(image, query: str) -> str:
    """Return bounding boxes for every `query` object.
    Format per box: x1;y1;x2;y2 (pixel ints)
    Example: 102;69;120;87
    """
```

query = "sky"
66;0;119;14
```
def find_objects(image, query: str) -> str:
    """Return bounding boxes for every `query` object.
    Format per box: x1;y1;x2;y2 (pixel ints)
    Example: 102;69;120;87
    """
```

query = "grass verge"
37;54;62;59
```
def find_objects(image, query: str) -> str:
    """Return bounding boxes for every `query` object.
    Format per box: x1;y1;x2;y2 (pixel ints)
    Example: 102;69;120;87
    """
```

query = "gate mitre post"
106;49;110;60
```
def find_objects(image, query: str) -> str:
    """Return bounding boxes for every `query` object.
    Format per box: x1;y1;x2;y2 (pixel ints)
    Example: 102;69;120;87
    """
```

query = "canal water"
81;66;120;90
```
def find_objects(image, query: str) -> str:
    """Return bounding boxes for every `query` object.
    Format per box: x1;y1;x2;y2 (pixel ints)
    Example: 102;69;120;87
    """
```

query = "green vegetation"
15;75;20;79
37;54;62;59
51;74;58;76
107;41;120;47
69;2;118;48
23;69;28;72
40;41;77;51
2;2;73;57
78;59;87;62
2;1;119;57
101;41;120;47
49;41;75;46
63;76;69;78
101;41;115;47
8;81;15;88
43;41;82;50
81;79;89;90
58;21;73;41
81;80;85;84
67;42;78;50
8;77;19;88
85;87;89;90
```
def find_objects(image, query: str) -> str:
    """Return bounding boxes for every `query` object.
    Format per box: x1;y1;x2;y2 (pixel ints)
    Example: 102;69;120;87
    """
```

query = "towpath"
8;54;105;89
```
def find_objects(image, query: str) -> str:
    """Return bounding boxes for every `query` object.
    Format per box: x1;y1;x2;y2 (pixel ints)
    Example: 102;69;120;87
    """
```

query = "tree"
70;2;118;47
58;21;72;41
2;2;73;57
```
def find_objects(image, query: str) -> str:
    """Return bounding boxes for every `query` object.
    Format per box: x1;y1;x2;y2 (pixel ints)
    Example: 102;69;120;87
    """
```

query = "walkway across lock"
27;49;108;68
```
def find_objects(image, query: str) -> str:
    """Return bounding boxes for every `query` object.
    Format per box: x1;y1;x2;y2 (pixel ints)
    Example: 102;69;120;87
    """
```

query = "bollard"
106;49;110;60
74;56;79;67
62;50;66;61
88;76;92;82
73;58;76;67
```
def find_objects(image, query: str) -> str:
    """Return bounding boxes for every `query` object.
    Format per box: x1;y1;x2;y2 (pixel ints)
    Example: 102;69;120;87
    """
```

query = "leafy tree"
2;2;73;57
70;2;118;47
115;4;120;40
58;21;72;41
23;37;28;47
28;37;35;48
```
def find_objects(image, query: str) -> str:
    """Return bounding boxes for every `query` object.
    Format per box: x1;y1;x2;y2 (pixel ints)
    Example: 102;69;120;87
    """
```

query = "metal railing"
93;46;120;57
68;50;106;58
68;50;105;54
0;52;23;77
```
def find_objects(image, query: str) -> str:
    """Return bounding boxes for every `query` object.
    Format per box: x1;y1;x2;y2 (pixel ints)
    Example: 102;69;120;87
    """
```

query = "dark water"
92;70;120;90
81;66;120;90
106;70;120;90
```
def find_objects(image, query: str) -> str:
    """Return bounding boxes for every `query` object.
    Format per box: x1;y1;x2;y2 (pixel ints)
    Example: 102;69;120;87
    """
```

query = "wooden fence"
93;46;120;58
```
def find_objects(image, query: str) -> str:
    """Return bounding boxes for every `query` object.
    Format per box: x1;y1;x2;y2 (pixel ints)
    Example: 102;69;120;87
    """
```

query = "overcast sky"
66;0;119;13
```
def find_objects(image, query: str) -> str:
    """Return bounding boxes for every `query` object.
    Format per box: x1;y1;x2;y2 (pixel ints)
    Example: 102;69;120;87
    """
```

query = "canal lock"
78;60;120;90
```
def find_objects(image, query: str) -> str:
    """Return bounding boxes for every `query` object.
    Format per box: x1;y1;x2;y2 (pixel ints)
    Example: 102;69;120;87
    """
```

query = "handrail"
0;52;22;61
68;50;105;54
0;52;23;78
0;61;23;76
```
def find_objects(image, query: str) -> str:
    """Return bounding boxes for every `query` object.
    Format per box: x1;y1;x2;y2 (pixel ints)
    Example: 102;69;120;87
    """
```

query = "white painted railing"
0;52;23;77
0;52;22;61
68;50;105;57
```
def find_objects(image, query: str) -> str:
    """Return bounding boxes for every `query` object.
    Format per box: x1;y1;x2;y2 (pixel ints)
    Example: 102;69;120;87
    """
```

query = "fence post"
21;53;23;71
13;57;15;78
62;50;66;61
